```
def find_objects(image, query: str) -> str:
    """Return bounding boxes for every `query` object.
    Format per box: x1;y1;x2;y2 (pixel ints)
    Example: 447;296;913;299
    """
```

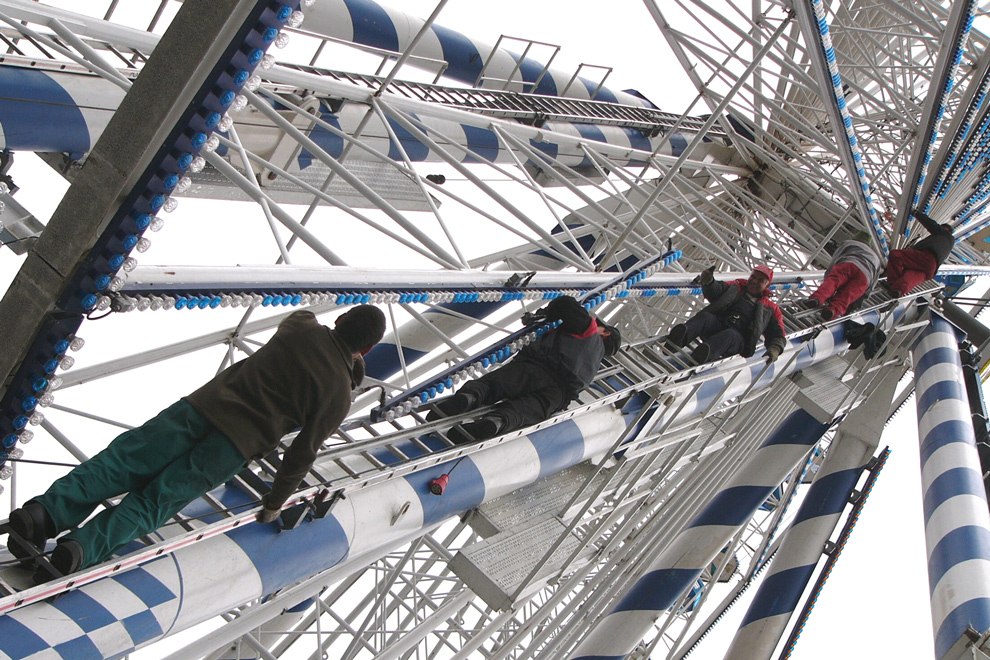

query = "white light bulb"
162;197;178;213
274;32;290;49
38;393;54;407
260;54;276;70
136;237;152;252
230;95;248;112
69;336;85;351
150;217;165;232
109;277;126;292
123;257;138;272
287;10;305;27
19;430;34;444
137;298;151;311
174;177;192;194
217;115;234;132
190;156;206;173
96;295;112;310
0;182;9;195
0;466;11;481
59;356;75;370
28;412;44;426
245;74;262;92
203;135;221;153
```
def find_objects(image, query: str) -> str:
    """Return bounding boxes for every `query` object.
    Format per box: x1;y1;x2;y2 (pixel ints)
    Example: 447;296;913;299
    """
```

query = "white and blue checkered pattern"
912;314;990;659
0;557;181;660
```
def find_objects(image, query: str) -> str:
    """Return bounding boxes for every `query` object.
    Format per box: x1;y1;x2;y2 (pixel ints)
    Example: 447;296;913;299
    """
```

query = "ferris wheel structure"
0;1;989;659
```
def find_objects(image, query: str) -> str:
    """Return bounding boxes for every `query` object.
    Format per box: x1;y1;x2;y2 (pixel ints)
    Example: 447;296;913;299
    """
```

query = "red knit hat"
751;265;774;283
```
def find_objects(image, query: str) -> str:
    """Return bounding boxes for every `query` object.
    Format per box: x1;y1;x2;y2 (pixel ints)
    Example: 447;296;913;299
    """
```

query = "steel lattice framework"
0;1;988;660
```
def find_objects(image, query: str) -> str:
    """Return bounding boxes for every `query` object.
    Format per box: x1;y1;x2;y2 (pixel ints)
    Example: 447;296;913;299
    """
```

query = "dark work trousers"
683;310;746;361
459;358;570;435
32;399;247;569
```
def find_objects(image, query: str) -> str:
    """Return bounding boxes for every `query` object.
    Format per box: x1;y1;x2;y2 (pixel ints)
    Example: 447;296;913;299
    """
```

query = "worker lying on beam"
796;230;882;320
665;264;786;365
884;210;954;298
428;295;620;444
6;307;386;582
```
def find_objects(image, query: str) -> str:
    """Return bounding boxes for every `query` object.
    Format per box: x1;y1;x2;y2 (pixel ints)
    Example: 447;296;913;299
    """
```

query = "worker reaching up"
666;265;786;365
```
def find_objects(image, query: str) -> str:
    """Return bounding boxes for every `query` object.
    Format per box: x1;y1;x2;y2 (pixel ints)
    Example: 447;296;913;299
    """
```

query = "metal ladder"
278;62;727;136
0;282;940;610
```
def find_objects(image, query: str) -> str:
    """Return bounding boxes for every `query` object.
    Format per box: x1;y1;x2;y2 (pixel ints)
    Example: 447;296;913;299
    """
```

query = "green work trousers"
32;399;247;568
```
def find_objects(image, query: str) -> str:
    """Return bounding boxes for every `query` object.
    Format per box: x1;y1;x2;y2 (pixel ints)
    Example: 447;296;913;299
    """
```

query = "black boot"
427;391;478;421
7;501;55;562
34;538;84;585
690;343;712;364
448;416;503;445
666;324;688;348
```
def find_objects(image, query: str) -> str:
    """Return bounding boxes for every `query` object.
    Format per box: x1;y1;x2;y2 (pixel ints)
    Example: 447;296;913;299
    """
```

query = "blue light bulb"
81;293;99;311
191;132;208;149
262;27;278;44
233;69;250;86
122;234;139;250
177;152;193;169
246;47;264;66
54;339;70;355
134;213;152;230
277;5;292;22
219;90;236;108
12;415;28;430
95;274;112;290
2;434;16;449
163;174;179;190
205;111;221;129
149;195;165;211
108;254;126;270
31;376;48;392
21;397;38;413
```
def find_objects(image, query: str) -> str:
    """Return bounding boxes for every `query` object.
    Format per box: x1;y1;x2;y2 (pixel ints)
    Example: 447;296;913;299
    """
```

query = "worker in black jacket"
885;210;954;297
667;265;786;364
428;295;620;444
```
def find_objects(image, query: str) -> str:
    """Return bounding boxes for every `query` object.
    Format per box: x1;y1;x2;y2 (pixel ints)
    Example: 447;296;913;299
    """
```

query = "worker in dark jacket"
667;265;786;364
885;210;954;297
428;295;620;444
804;231;882;319
6;306;386;579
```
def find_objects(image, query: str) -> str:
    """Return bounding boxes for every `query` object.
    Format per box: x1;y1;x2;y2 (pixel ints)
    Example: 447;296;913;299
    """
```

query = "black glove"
692;266;716;286
763;345;782;364
522;310;547;326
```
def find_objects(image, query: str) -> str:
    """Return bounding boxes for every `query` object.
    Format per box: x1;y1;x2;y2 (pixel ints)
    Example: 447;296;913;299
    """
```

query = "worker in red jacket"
667;265;786;364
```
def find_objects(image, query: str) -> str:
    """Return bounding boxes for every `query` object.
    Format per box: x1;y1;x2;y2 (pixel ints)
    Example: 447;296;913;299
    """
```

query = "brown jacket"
185;310;358;507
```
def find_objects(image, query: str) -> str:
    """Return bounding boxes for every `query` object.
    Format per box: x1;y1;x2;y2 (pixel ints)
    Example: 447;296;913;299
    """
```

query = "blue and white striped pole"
913;314;990;659
568;407;830;660
724;368;900;660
